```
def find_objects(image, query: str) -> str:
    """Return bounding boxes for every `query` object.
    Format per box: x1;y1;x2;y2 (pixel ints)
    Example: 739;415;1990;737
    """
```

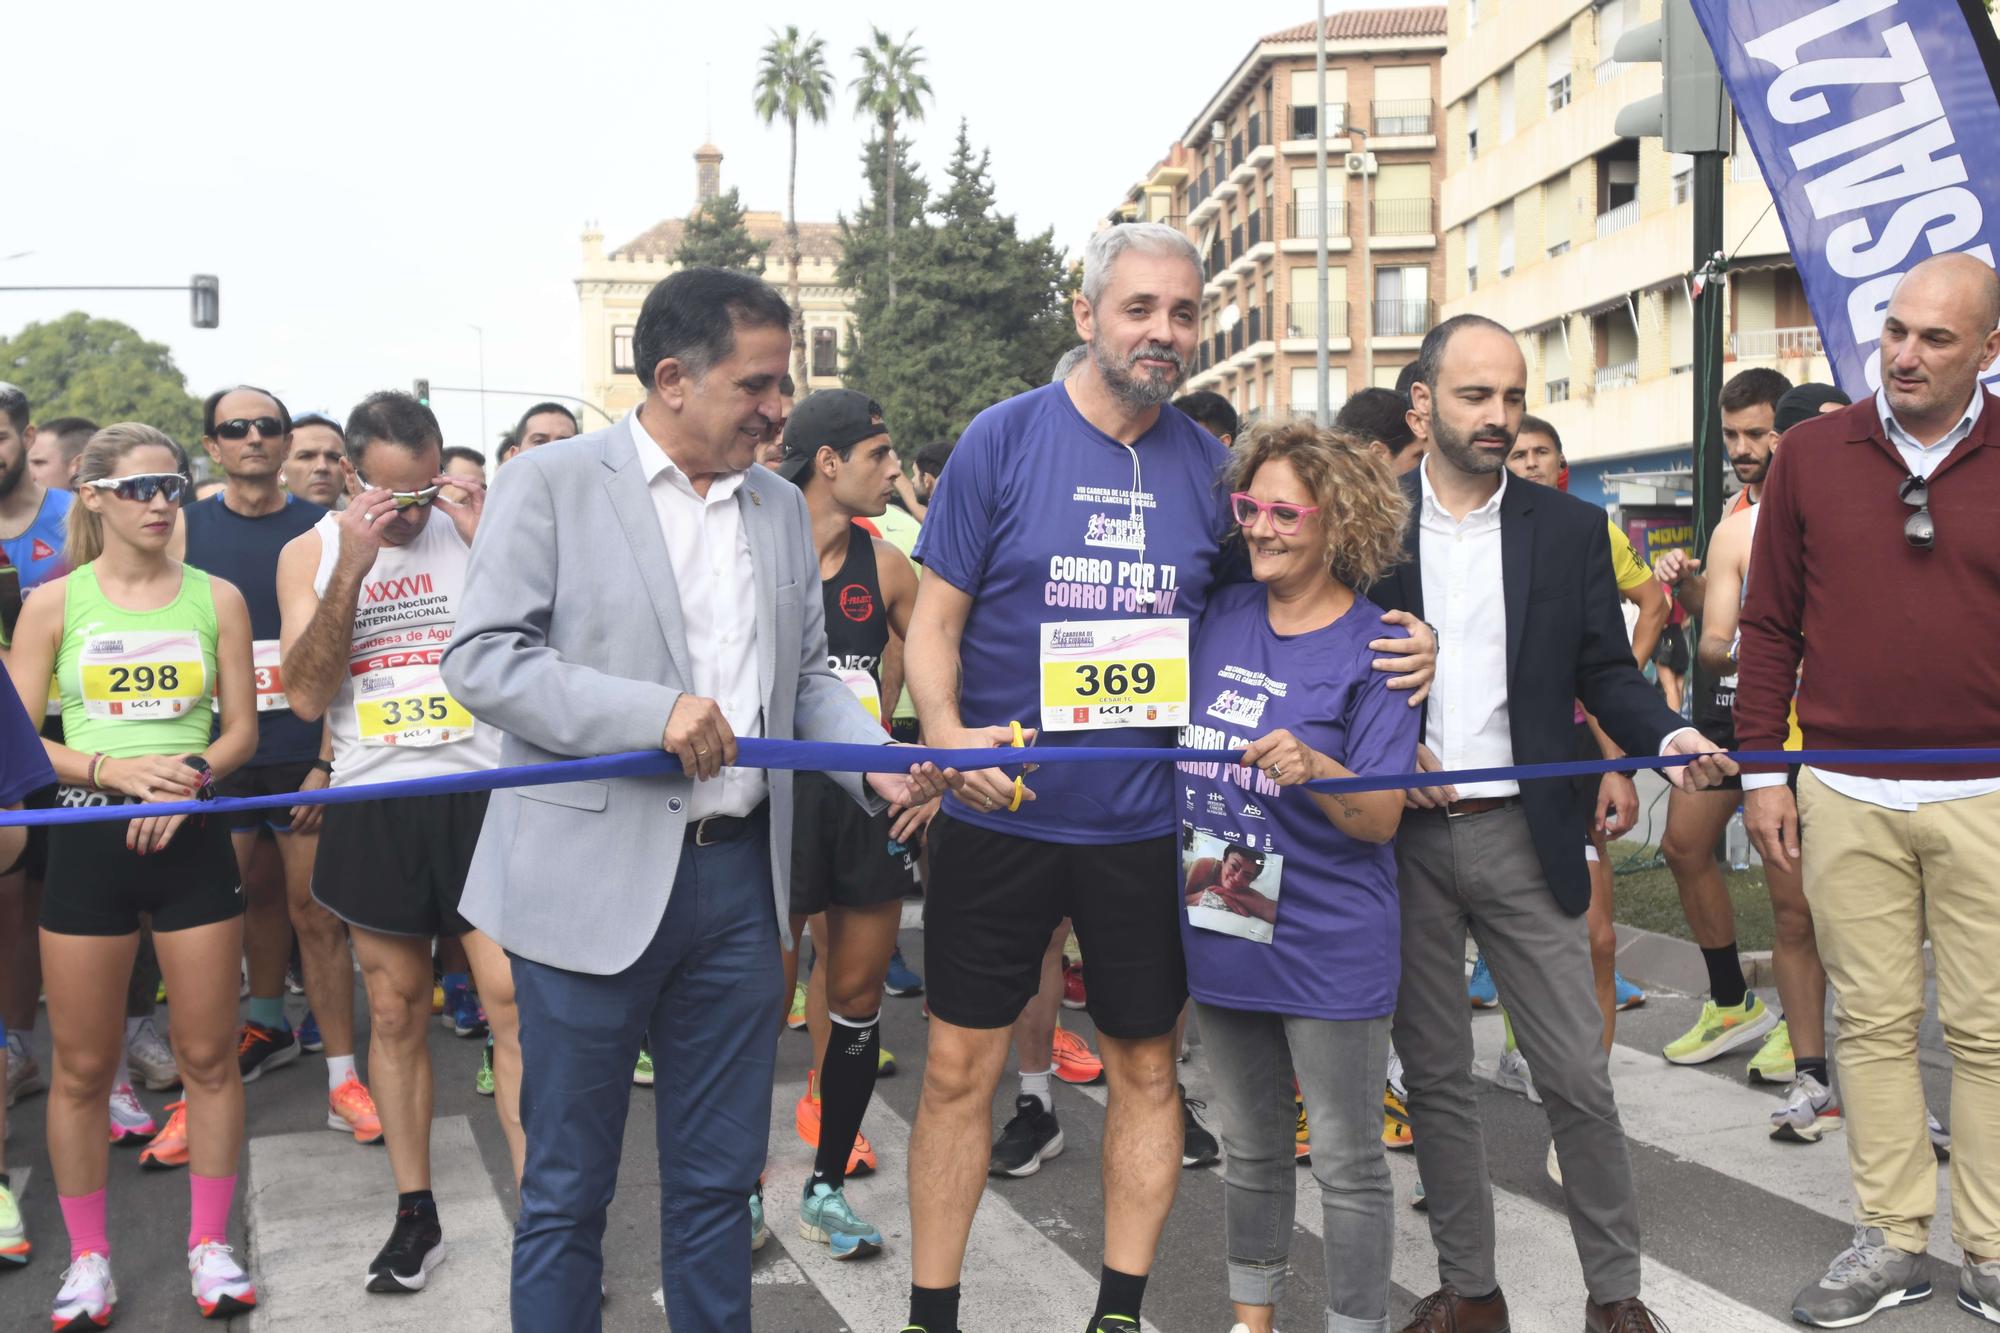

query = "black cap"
1774;383;1851;435
776;389;888;486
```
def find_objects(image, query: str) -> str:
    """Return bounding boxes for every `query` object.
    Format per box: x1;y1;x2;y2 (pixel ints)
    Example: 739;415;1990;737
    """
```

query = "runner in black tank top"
771;390;924;1261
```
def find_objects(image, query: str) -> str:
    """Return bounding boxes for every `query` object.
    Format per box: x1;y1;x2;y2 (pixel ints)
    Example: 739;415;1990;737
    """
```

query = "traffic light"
1613;0;1728;153
413;378;431;407
190;274;219;329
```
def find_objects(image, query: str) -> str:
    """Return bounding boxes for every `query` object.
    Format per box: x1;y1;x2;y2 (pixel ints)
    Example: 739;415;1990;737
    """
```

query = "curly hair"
1226;420;1410;589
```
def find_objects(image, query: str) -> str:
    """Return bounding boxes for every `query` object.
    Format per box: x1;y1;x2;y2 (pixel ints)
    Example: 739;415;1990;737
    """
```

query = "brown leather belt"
1441;795;1521;818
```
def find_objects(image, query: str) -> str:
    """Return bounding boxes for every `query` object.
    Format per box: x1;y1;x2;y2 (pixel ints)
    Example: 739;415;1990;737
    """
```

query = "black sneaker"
1180;1086;1220;1168
989;1094;1063;1178
236;1021;301;1084
365;1208;447;1293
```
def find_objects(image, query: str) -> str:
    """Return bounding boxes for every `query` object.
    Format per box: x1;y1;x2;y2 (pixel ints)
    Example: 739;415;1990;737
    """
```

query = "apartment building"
1439;0;1833;503
1107;6;1448;425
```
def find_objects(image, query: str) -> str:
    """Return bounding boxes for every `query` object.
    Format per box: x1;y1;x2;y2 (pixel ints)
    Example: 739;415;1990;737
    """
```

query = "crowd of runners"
0;227;1993;1333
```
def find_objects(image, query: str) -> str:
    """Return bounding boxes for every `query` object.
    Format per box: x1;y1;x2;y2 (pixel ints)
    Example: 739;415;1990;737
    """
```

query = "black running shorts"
311;790;489;938
41;790;243;936
789;771;915;917
923;813;1184;1039
217;760;320;835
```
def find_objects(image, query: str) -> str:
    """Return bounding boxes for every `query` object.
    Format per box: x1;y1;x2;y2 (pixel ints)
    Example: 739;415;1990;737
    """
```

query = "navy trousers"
508;818;781;1333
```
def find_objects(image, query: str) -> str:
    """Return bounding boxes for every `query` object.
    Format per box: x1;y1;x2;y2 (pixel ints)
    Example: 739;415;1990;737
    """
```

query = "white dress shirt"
630;412;768;819
1420;460;1518;798
1746;388;1999;811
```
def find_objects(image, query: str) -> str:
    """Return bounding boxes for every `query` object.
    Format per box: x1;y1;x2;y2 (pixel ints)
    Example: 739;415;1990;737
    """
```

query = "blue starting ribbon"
5;739;1999;828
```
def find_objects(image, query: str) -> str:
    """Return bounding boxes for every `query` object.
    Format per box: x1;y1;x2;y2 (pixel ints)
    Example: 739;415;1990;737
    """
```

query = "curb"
1614;922;1932;997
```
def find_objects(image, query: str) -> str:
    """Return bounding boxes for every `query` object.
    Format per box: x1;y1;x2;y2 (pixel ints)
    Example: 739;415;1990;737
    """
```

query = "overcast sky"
6;0;1375;449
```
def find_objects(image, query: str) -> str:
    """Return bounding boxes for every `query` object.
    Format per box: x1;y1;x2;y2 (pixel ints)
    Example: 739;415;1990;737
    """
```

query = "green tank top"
57;563;221;759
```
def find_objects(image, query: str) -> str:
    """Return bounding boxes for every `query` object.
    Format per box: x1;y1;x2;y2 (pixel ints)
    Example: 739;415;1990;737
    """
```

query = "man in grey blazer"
442;267;952;1333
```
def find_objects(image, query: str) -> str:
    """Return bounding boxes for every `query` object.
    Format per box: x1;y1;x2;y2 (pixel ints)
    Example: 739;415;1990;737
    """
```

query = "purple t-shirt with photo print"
912;382;1232;845
1177;581;1420;1020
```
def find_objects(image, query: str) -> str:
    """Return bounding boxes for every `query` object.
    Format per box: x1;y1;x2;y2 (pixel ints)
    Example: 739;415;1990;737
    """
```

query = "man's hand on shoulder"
1370;610;1437;707
663;695;736;781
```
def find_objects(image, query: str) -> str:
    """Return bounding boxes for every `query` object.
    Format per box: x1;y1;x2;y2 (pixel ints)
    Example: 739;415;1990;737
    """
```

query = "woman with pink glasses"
1178;420;1418;1333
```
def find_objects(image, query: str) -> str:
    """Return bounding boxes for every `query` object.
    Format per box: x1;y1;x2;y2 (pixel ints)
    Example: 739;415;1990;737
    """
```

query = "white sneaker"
126;1018;180;1091
1928;1110;1952;1162
5;1031;46;1106
1770;1072;1843;1143
1547;1140;1563;1186
54;1251;116;1327
108;1083;158;1143
1387;1047;1407;1100
189;1238;258;1317
1495;1048;1542;1105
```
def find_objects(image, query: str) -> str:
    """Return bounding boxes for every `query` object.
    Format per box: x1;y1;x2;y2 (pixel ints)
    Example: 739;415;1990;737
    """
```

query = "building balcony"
1596;198;1641;239
1372;299;1435;339
1161;213;1187;233
1595;56;1621;84
1283;301;1351;341
1283;203;1352;253
1373;198;1434;236
1595;359;1640;392
1287;102;1349;143
1372;99;1434;137
1546;376;1571;404
1729;326;1825;359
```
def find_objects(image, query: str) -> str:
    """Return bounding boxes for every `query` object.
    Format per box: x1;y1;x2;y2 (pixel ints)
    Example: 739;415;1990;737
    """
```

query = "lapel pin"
750;491;762;506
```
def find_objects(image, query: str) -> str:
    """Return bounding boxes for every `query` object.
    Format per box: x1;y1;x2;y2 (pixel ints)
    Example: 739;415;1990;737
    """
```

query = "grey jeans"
1197;1000;1394;1333
1393;804;1643;1305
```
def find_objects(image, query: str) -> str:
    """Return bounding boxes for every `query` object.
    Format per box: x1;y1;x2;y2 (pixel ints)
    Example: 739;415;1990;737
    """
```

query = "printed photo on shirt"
1181;827;1281;944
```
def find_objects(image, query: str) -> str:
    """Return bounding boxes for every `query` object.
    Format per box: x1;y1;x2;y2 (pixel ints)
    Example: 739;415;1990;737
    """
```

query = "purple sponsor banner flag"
1689;0;2000;397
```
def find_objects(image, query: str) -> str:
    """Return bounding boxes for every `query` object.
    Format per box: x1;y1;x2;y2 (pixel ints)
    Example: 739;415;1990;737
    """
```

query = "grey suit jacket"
441;412;889;975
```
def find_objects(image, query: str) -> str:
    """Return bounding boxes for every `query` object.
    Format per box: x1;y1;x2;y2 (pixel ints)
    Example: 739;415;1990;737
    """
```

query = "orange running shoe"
792;1074;879;1177
328;1074;385;1144
140;1101;190;1171
1382;1084;1415;1151
1051;1025;1104;1086
1295;1094;1312;1164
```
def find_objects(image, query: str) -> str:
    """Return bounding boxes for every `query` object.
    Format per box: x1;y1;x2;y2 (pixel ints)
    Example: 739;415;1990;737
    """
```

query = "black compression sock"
812;1013;881;1192
908;1282;960;1332
397;1189;437;1218
1701;944;1748;1009
1796;1056;1830;1086
1090;1265;1149;1326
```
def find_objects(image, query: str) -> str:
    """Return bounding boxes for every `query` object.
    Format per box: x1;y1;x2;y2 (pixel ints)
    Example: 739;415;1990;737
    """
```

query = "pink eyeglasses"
1230;492;1321;536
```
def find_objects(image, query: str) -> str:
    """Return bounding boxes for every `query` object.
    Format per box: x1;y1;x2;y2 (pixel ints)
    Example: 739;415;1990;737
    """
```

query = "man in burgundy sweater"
1738;252;2000;1329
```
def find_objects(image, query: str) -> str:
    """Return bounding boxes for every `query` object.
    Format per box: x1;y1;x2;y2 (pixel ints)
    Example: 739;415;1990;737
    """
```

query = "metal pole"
1314;0;1330;427
1687;148;1726;719
1358;127;1373;391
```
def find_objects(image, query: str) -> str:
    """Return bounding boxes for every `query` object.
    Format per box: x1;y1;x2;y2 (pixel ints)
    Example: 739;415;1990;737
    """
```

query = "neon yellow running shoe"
787;984;807;1032
877;1045;896;1077
1747;1020;1796;1084
1663;994;1777;1065
0;1179;29;1264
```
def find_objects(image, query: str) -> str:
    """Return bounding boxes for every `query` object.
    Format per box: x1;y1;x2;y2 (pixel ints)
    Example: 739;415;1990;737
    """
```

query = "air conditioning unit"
1344;152;1379;176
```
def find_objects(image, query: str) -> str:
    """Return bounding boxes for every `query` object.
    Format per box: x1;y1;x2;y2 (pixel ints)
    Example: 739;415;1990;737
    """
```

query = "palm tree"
755;25;834;393
849;26;932;308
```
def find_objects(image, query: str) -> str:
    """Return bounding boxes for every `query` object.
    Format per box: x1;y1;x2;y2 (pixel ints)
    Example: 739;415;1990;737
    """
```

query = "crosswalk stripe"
245;1114;513;1330
762;1078;1162;1332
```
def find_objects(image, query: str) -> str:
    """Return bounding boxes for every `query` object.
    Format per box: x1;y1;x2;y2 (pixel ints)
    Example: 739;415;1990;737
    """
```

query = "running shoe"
632;1048;654;1087
1661;994;1777;1065
1770;1072;1842;1144
1614;971;1646;1010
155;979;168;1005
990;1094;1064;1178
107;1083;157;1143
329;1074;384;1144
1051;1025;1104;1086
1791;1226;1931;1328
884;947;924;998
51;1251;114;1330
1929;1110;1952;1163
1411;1177;1427;1210
286;964;305;997
449;994;487;1041
1061;960;1088;1010
749;1188;767;1252
6;1032;46;1105
139;1101;190;1170
295;1011;323;1055
125;1018;179;1091
1495;1048;1541;1105
1295;1094;1311;1164
877;1045;896;1078
365;1207;446;1293
236;1021;300;1084
787;983;808;1032
1547;1141;1562;1186
793;1075;880;1177
1089;1316;1140;1332
1467;956;1499;1009
1383;1083;1415;1151
0;1180;28;1265
1747;1020;1797;1084
188;1239;257;1318
1961;1255;2000;1325
799;1181;883;1260
430;982;444;1015
1180;1086;1219;1168
476;1039;496;1097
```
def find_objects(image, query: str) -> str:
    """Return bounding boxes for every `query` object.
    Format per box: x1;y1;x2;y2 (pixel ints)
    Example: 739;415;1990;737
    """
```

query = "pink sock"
58;1188;109;1261
188;1172;237;1250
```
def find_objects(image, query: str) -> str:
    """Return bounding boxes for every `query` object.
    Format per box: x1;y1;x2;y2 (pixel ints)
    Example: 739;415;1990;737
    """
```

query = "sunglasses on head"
361;478;442;509
1230;491;1321;536
83;473;190;504
212;416;286;441
1898;473;1935;550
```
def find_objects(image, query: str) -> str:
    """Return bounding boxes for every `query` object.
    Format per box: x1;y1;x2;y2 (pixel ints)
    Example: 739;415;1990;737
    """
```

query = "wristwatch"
184;755;215;801
309;758;333;774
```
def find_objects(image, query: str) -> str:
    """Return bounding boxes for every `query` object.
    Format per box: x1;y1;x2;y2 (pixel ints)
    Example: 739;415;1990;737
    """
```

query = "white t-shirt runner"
311;510;501;787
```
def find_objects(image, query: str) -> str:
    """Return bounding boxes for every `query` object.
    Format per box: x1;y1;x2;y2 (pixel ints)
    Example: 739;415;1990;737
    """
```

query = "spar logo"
1084;512;1145;550
838;583;875;622
362;573;434;605
1207;688;1269;728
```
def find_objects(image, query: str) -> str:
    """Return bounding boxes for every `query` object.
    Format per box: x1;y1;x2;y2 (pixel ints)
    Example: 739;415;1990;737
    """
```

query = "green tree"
849;27;932;309
841;122;1076;449
0;312;203;449
754;25;834;393
673;186;769;273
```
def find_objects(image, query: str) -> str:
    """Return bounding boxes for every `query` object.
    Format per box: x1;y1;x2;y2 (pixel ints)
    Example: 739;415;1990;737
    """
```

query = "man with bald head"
1739;252;2000;1328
